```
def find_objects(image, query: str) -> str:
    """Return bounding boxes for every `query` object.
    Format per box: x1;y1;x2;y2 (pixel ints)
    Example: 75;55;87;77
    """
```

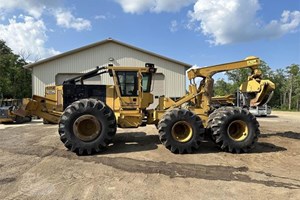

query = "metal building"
24;38;191;107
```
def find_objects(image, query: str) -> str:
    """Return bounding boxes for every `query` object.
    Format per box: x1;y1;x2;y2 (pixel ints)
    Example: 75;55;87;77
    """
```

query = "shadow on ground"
103;132;160;154
251;142;287;153
1;120;43;125
269;115;279;118
257;115;279;118
260;131;300;140
99;132;286;154
195;141;286;154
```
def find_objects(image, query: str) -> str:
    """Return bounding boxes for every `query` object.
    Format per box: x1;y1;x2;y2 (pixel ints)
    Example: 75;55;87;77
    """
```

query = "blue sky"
0;0;299;71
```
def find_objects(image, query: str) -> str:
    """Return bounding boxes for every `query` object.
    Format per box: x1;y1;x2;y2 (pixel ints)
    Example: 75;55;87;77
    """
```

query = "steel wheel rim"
227;120;248;141
73;114;101;141
171;121;193;143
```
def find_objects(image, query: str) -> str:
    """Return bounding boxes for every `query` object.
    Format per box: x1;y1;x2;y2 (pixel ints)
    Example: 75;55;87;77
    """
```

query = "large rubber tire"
15;116;25;124
208;107;260;153
43;119;56;125
17;116;31;124
158;109;205;154
24;116;32;123
59;99;117;155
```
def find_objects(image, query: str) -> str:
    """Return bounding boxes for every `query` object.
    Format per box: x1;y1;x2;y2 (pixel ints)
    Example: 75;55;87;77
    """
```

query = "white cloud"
115;0;300;43
0;0;60;18
115;0;195;14
152;0;196;12
54;10;91;31
94;13;116;20
170;20;178;32
189;0;300;45
0;15;60;60
0;0;91;31
95;15;106;20
0;0;92;61
115;0;154;14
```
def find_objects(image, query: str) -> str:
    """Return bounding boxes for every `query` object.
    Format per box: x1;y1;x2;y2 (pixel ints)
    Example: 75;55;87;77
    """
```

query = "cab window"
116;71;138;96
142;73;151;93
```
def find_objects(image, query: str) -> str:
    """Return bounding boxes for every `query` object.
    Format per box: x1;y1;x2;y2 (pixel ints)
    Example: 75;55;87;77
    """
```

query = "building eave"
24;38;192;69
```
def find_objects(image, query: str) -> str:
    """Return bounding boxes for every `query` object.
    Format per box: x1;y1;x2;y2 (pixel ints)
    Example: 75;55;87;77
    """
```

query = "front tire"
15;116;26;124
59;99;117;155
158;109;205;154
208;107;260;153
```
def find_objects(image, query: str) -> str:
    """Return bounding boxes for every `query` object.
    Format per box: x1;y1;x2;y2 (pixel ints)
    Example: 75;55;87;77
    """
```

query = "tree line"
0;40;31;99
214;60;300;111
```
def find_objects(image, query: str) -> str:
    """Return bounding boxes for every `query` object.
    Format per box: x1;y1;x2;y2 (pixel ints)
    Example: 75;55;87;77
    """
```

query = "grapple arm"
240;79;275;106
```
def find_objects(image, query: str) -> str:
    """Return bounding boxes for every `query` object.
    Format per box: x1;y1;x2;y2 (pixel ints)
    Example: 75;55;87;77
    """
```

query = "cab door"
115;71;141;110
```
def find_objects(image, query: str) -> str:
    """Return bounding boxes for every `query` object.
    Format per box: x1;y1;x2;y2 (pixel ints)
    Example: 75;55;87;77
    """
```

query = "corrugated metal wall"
32;42;187;98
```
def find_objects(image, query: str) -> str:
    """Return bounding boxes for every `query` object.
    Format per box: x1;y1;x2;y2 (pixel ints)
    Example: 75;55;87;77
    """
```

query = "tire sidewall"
160;110;202;148
220;112;256;148
62;103;115;148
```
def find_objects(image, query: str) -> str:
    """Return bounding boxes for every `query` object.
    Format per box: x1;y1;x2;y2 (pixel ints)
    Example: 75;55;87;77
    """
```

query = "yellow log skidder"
13;56;275;155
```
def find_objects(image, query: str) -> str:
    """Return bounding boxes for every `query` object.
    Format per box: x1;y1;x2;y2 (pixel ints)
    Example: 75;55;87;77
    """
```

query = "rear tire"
43;119;56;124
208;107;260;153
43;119;50;124
15;116;25;124
24;116;32;123
59;99;117;155
158;109;205;154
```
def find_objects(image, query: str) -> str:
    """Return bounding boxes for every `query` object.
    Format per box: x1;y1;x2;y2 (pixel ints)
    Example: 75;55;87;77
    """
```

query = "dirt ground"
0;111;299;200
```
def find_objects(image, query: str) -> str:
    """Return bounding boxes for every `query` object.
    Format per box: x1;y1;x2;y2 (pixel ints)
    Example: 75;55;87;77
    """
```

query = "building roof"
24;38;192;69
